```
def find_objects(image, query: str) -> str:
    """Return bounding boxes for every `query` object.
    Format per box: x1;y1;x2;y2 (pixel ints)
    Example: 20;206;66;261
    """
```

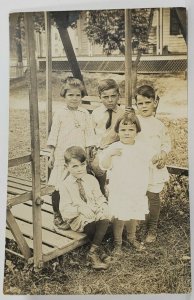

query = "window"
170;8;181;35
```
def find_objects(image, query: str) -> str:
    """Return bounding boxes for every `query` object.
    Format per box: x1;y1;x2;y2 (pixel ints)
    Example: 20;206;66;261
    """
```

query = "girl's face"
118;123;137;144
65;88;82;110
136;95;158;117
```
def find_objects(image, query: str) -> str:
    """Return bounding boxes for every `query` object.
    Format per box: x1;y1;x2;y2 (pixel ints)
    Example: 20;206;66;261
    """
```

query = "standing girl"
99;110;157;255
47;77;96;228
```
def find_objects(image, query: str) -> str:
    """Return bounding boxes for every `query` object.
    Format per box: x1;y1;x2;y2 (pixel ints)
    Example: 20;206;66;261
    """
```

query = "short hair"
135;85;156;101
64;146;86;165
114;109;141;133
60;77;85;98
98;79;120;96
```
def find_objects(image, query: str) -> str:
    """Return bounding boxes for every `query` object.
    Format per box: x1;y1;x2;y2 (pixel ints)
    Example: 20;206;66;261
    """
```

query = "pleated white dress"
100;140;155;221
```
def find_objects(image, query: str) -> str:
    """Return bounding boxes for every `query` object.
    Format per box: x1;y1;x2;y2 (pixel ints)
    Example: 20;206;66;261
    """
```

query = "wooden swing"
6;11;188;271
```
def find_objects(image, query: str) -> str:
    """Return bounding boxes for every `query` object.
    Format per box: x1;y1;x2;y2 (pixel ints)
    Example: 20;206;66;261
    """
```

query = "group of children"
47;77;171;270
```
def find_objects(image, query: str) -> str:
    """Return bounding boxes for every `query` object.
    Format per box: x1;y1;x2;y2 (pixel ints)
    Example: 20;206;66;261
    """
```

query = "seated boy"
59;146;110;270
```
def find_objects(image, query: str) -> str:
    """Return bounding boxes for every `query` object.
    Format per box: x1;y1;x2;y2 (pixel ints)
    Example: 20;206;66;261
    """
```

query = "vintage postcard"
2;4;191;296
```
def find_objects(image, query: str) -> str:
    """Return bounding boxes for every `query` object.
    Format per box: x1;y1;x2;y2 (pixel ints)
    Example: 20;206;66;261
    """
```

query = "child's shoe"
125;238;145;251
53;212;71;230
112;244;122;258
87;251;108;270
100;251;112;264
53;212;64;226
145;230;157;243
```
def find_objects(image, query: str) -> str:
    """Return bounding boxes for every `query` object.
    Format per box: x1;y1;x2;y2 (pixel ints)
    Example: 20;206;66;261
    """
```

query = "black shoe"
53;212;64;226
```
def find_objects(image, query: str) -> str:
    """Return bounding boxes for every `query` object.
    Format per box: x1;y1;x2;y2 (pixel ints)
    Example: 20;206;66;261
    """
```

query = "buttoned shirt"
91;104;124;148
59;173;110;231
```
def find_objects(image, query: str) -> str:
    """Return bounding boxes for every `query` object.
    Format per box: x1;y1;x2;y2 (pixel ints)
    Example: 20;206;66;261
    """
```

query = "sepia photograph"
2;4;191;296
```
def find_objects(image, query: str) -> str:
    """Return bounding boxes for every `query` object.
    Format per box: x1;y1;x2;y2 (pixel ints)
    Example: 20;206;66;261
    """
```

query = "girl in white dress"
99;109;157;254
47;77;96;227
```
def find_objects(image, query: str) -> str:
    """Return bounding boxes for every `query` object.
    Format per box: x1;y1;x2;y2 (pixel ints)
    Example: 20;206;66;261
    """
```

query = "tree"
84;9;154;95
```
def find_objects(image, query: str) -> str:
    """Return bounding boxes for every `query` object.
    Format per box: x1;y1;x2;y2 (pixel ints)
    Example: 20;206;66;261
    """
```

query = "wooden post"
54;12;88;96
124;9;132;107
24;12;43;270
44;11;52;181
6;209;32;260
45;12;53;136
159;8;163;55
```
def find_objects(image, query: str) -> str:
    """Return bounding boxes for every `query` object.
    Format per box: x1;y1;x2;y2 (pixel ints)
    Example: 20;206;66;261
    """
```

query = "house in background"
10;8;187;78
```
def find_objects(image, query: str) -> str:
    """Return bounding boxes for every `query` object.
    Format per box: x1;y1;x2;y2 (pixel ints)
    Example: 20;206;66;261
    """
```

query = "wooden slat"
7;185;54;207
42;237;88;263
167;165;188;176
8;176;32;187
5;247;24;259
7;186;25;195
15;219;73;249
11;203;86;240
6;209;32;259
8;181;32;192
7;192;33;208
8;154;32;167
6;229;53;254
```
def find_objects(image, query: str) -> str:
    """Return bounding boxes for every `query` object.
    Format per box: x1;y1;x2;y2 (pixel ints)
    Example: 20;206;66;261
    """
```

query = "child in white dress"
135;85;171;243
99;110;157;254
47;77;96;227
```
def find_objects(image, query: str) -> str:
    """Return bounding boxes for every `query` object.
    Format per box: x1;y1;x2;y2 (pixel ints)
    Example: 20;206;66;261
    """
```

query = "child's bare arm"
100;148;122;170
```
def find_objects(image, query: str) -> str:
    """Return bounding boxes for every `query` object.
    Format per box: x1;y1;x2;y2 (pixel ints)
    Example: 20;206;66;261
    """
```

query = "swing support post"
125;9;133;107
24;12;43;270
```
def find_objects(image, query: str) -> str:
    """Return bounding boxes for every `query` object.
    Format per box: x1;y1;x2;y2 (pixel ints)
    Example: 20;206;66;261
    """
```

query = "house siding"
163;8;187;53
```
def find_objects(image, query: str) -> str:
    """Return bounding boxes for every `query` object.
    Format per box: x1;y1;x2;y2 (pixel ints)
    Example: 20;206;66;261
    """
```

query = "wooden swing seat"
6;175;88;264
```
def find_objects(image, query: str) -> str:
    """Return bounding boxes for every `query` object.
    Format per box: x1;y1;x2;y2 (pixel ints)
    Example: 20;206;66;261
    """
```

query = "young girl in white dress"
99;109;157;255
47;77;96;227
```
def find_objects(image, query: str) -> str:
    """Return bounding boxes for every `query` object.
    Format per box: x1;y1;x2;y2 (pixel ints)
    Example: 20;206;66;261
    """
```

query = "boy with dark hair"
135;85;171;243
59;146;110;270
91;79;124;195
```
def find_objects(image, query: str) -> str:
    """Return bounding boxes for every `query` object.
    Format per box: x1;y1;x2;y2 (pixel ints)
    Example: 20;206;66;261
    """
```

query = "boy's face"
100;88;119;110
118;123;137;144
136;95;158;117
66;158;87;179
65;88;82;110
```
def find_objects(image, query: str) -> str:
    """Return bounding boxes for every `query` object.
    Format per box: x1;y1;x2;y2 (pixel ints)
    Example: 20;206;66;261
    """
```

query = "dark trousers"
52;190;60;214
147;191;161;231
84;219;109;246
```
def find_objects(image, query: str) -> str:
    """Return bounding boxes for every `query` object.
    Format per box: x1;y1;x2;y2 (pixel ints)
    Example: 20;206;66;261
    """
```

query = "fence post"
24;12;43;270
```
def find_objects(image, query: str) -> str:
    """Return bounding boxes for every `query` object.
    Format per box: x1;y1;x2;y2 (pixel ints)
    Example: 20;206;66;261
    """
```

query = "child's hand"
78;205;95;219
152;154;159;165
86;146;98;162
48;153;55;169
110;148;122;157
156;151;167;169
